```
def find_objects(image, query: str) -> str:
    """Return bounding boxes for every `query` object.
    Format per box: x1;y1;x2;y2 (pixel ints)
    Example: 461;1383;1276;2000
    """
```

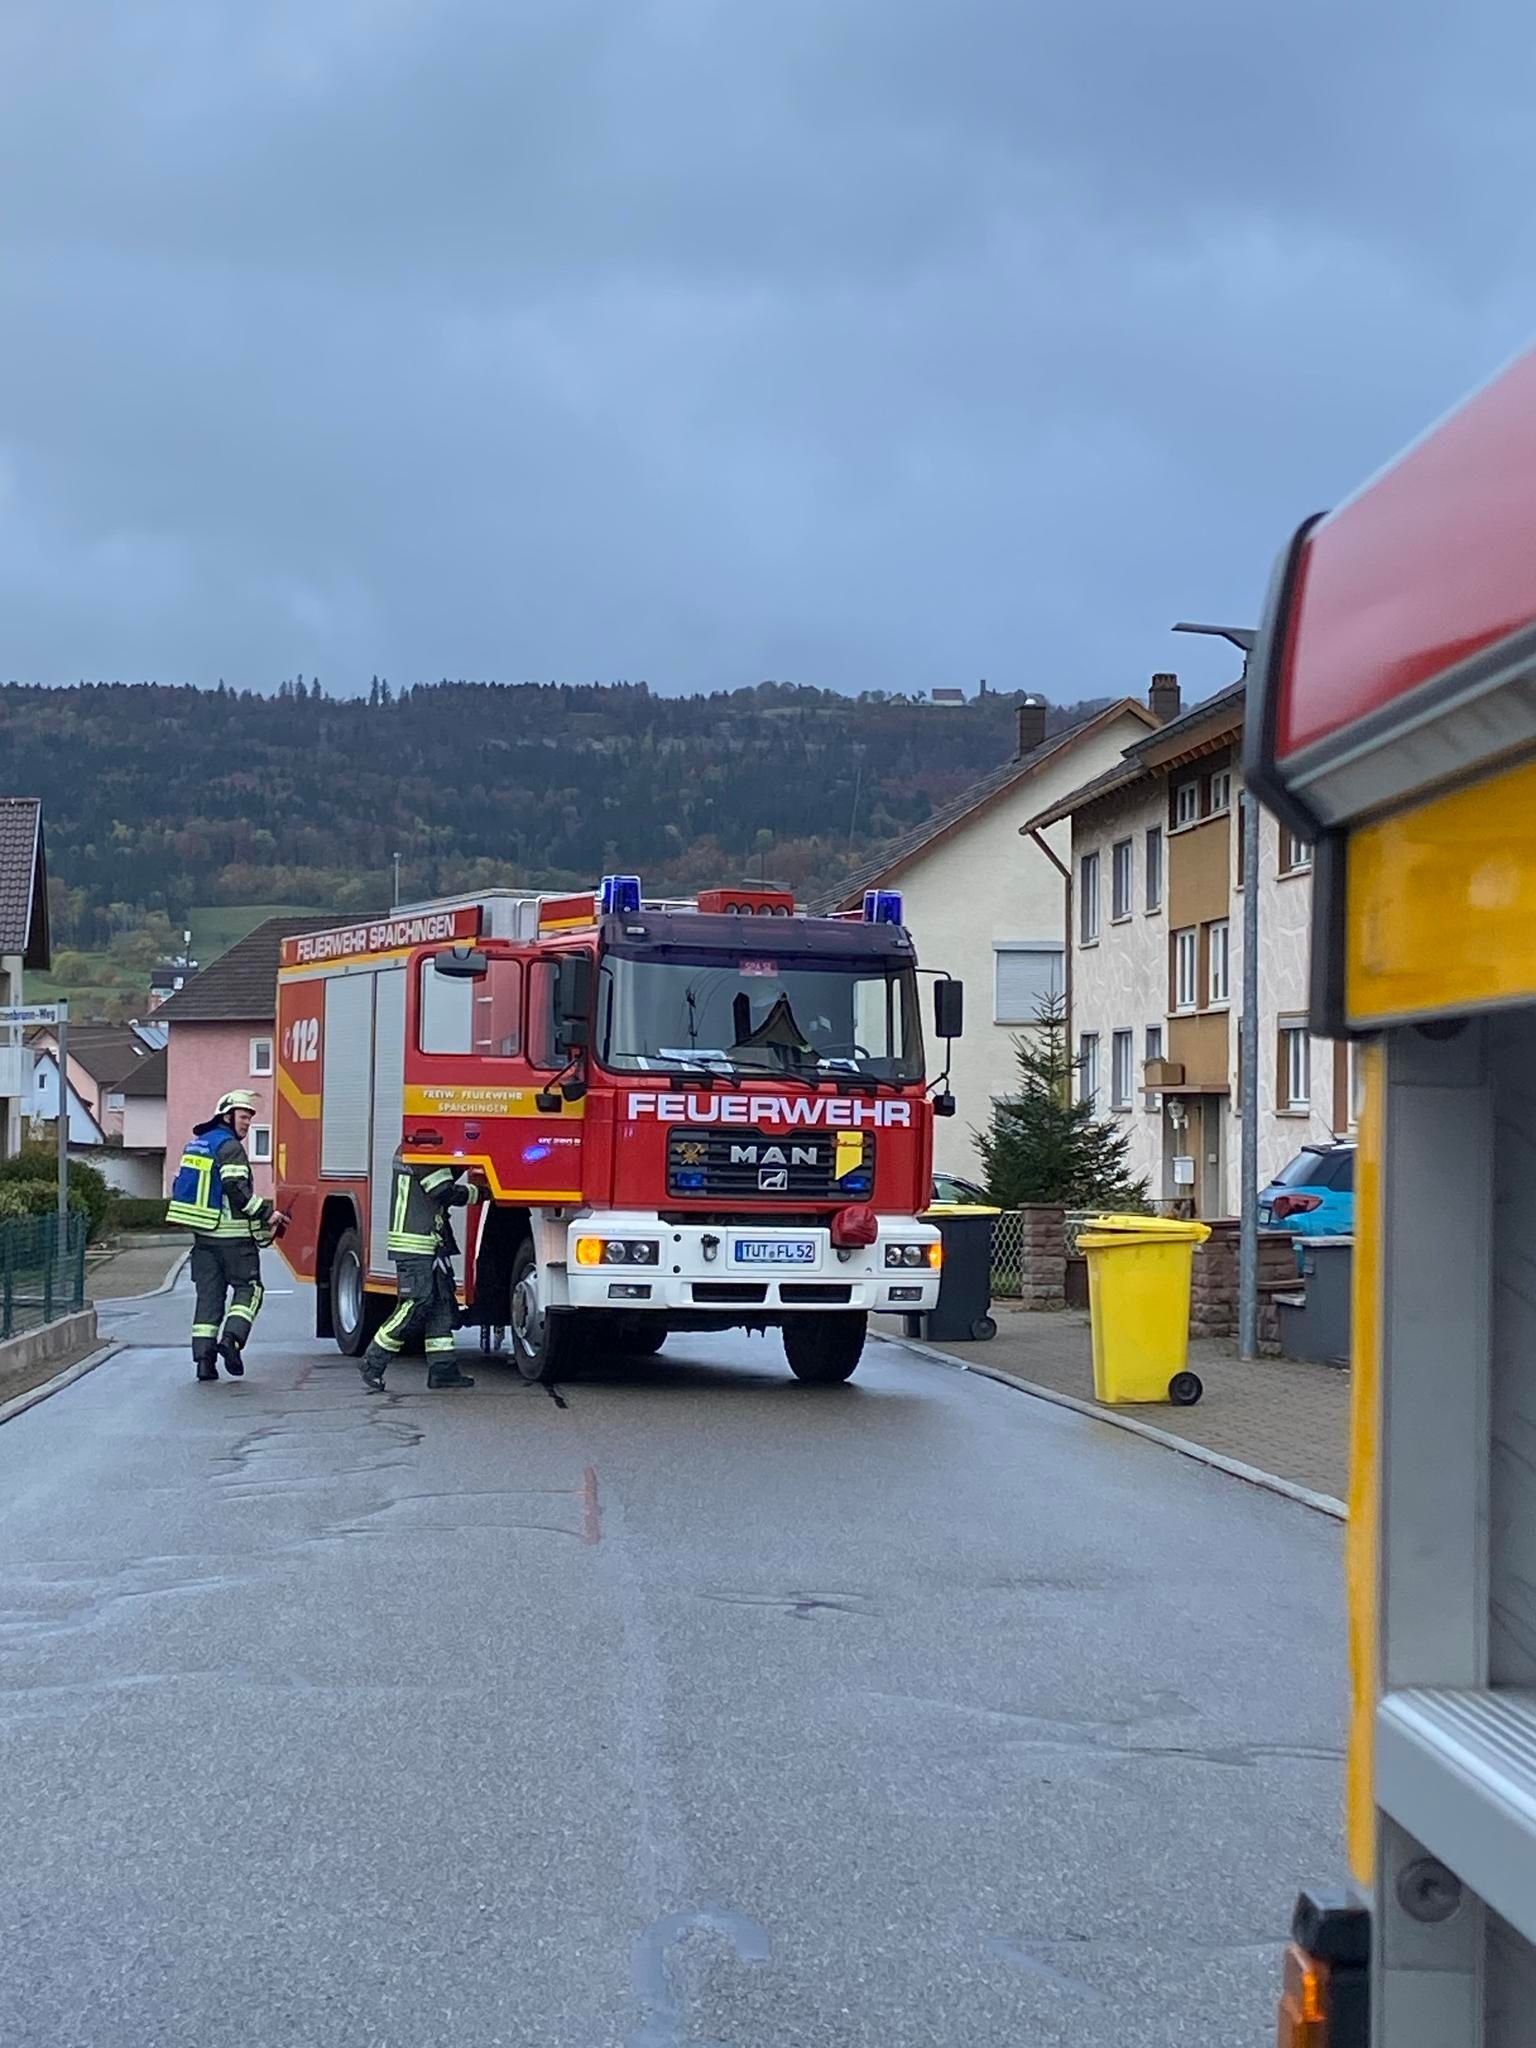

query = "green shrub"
0;1147;112;1240
0;1180;90;1224
110;1196;169;1232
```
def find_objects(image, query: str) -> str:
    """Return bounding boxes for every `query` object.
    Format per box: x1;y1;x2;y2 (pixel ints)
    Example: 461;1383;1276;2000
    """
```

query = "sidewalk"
88;1240;187;1301
880;1303;1351;1508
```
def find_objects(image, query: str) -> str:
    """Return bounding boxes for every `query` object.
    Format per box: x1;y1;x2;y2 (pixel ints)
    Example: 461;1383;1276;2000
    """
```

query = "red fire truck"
273;880;961;1384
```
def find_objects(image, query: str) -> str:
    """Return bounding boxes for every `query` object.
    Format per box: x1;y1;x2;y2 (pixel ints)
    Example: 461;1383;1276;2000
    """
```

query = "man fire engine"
1252;346;1536;2046
273;881;961;1385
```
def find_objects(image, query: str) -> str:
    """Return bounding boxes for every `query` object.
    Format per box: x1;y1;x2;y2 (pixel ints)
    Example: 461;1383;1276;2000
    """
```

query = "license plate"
734;1239;816;1265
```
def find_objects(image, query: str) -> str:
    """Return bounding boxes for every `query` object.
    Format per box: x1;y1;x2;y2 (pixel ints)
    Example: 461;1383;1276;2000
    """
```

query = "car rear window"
1273;1149;1334;1188
1323;1150;1355;1192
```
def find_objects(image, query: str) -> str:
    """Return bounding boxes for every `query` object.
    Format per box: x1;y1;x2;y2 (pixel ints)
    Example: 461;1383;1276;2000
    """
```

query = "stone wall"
1015;1205;1066;1311
1189;1221;1296;1352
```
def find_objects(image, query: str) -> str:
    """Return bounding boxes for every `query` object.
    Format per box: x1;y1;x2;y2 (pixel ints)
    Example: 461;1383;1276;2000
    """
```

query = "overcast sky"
2;2;1533;704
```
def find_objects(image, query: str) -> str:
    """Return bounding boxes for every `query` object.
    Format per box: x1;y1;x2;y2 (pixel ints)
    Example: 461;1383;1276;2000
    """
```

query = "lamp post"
392;852;401;909
1173;622;1260;1360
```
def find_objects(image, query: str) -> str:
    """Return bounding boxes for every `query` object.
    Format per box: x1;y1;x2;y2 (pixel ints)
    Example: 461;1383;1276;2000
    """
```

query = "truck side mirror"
433;946;488;979
556;953;593;1051
933;977;964;1042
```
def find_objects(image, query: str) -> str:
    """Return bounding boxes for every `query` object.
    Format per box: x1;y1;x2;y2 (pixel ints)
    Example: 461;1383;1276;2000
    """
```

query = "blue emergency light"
600;874;643;915
863;890;903;925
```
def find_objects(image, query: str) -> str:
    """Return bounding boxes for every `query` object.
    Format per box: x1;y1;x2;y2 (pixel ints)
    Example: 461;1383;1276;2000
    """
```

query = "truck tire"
783;1312;866;1385
509;1239;583;1384
330;1227;384;1357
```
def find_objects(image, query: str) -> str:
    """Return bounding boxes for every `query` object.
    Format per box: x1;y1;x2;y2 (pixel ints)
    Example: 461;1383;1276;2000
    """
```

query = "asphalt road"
0;1257;1345;2047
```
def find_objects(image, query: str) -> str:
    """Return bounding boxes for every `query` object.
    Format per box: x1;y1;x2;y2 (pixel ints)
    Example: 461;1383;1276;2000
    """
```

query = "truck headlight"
885;1242;942;1269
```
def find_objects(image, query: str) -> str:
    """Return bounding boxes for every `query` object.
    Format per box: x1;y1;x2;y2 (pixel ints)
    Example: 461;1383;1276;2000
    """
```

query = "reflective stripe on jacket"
167;1120;272;1241
385;1149;477;1257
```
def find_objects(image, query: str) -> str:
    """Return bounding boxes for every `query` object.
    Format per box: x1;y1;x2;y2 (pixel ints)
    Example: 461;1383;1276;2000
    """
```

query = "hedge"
110;1196;170;1232
0;1148;111;1239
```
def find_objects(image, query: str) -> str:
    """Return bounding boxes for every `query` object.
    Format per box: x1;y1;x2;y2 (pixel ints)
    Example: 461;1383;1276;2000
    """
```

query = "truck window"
418;956;524;1057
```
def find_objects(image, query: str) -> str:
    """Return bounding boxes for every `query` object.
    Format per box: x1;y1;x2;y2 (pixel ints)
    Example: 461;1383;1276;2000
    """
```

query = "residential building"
1025;682;1348;1218
26;1022;160;1140
818;688;1165;1176
153;915;337;1196
0;798;52;1157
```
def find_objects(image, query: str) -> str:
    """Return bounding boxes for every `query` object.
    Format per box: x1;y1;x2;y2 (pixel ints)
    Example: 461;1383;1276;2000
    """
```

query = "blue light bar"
600;874;643;915
863;889;903;925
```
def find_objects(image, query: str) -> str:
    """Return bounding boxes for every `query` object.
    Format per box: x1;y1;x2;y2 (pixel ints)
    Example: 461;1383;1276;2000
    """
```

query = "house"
148;965;191;1010
152;915;337;1196
0;797;51;1157
1024;681;1355;1218
26;1022;160;1140
818;686;1167;1176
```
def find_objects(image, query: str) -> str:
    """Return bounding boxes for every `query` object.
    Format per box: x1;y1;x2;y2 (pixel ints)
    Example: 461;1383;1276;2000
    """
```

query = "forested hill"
3;678;1110;948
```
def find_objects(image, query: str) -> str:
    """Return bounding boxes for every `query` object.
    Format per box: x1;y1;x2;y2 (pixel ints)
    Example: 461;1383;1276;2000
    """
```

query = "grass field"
186;904;333;962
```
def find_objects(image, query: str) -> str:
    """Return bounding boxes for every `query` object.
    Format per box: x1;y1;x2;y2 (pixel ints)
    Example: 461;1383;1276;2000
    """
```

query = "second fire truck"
273;880;962;1383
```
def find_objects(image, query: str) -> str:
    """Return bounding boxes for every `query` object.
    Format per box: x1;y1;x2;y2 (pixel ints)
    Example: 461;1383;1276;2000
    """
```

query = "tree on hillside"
976;993;1147;1211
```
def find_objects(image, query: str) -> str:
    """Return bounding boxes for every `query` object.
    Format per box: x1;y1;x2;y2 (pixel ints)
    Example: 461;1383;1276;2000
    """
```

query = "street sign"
0;1003;65;1026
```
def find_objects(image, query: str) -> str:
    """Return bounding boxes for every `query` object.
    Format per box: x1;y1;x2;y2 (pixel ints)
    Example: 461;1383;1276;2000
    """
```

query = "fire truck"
1251;348;1536;2045
273;880;961;1384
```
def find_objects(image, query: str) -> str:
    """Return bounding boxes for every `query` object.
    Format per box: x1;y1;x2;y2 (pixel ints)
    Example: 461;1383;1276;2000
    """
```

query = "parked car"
1257;1142;1355;1243
930;1170;992;1207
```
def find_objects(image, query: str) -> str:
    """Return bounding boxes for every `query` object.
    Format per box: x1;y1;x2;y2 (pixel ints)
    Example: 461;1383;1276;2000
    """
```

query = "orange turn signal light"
574;1236;604;1267
926;1242;943;1269
1277;1944;1329;2047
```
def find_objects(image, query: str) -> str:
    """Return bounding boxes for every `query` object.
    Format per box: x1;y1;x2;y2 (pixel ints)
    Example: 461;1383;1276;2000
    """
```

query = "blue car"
1257;1142;1355;1245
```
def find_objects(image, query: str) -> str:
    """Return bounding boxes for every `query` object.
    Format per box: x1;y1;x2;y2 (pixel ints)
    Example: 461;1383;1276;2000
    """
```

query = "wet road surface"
0;1258;1344;2045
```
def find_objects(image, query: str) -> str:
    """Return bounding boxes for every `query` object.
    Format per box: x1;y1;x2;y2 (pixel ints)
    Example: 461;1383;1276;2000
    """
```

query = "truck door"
401;946;586;1206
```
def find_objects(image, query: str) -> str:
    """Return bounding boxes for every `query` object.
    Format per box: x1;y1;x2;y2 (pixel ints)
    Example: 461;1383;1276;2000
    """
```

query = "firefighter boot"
359;1355;387;1393
426;1363;476;1390
218;1338;245;1379
194;1344;219;1382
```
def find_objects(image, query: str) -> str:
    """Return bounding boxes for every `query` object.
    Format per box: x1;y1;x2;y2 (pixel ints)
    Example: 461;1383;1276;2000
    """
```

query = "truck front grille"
666;1127;873;1202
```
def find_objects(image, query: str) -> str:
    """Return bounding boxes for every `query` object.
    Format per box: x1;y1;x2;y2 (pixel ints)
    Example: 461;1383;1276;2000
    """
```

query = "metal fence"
0;1211;88;1341
990;1210;1026;1296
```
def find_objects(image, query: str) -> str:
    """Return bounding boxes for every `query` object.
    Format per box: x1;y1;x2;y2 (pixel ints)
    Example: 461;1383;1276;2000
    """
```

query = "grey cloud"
2;0;1534;699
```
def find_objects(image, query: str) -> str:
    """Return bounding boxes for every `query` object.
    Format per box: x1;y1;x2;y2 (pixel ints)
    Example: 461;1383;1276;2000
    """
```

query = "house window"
1144;826;1163;912
1172;779;1199;829
1207;768;1232;815
993;944;1064;1025
249;1035;274;1077
107;1092;125;1112
249;1123;273;1164
1080;851;1101;944
1111;839;1134;921
1078;1033;1100;1110
1111;1030;1134;1110
1281;828;1313;876
1206;919;1230;1006
1145;1024;1163;1109
1279;1019;1311;1110
1172;927;1198;1012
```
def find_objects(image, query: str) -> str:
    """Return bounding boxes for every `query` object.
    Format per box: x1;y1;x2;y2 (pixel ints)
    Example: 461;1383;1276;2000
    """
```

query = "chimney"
1149;672;1181;724
1015;695;1048;757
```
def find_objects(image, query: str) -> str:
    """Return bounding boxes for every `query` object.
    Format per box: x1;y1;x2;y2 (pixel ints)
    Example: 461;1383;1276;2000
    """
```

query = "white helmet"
216;1089;260;1117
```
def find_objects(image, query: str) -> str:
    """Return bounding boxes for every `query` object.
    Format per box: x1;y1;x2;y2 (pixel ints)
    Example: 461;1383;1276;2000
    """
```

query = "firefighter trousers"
190;1238;264;1365
363;1255;458;1375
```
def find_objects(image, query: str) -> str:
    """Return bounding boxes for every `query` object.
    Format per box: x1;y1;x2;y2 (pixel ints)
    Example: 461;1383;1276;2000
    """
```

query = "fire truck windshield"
597;951;924;1083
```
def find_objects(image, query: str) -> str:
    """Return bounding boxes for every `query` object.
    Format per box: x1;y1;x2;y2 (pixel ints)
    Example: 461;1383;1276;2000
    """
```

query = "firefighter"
359;1148;480;1393
165;1088;287;1382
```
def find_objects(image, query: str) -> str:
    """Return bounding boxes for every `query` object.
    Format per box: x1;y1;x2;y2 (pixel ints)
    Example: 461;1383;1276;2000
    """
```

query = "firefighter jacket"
166;1119;275;1242
384;1148;479;1259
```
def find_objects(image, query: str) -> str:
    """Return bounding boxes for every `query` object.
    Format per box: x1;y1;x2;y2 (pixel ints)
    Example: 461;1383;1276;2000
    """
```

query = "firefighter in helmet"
358;1147;480;1393
166;1089;288;1382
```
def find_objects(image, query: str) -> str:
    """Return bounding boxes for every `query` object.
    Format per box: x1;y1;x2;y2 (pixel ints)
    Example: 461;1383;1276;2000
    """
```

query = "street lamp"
392;853;401;909
1174;622;1261;1362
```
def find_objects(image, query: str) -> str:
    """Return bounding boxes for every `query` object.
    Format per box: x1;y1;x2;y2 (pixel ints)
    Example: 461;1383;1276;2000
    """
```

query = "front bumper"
561;1212;942;1315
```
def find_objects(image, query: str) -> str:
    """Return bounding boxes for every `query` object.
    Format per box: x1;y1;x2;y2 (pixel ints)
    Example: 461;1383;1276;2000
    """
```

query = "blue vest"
166;1123;231;1232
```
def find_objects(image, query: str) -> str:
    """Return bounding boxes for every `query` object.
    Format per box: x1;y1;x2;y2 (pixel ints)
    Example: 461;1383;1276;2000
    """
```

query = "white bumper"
559;1212;942;1316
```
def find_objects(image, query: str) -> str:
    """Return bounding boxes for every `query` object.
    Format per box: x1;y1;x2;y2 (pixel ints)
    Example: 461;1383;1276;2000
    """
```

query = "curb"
0;1342;123;1430
881;1331;1346;1522
92;1248;189;1308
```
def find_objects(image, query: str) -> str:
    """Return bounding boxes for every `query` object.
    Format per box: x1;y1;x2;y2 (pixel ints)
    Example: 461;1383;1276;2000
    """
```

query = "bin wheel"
1168;1371;1203;1406
970;1315;997;1341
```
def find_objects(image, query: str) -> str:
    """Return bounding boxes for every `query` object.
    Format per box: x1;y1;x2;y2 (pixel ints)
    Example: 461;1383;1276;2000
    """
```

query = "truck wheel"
509;1240;581;1384
330;1228;382;1357
783;1312;866;1385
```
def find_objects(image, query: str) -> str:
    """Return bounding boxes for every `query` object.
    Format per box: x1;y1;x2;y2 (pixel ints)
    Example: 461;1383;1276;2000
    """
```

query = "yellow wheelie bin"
1078;1213;1210;1405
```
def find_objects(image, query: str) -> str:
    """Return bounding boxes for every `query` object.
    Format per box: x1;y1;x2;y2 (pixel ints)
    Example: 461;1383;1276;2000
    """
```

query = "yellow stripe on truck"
1345;1039;1384;1887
